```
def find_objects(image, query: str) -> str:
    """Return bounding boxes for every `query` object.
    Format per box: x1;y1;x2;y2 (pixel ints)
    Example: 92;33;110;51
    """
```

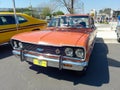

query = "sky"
0;0;120;13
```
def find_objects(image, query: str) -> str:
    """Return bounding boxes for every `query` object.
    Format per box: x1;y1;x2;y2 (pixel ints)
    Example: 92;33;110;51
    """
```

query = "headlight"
13;41;17;48
12;40;23;49
65;48;73;57
75;49;84;58
18;42;23;48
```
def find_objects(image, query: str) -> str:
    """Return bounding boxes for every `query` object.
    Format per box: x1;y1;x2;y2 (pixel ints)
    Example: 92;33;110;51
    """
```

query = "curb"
96;38;118;44
96;31;117;39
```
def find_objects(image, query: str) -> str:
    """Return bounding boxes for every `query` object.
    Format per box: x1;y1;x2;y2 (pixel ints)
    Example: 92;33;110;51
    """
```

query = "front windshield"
48;16;90;28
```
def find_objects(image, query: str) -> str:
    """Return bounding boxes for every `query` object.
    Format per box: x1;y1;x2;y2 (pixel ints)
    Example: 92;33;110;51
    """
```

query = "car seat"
79;22;86;28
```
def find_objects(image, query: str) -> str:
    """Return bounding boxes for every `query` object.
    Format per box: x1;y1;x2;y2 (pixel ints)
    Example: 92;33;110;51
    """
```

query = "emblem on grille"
55;48;60;54
36;48;44;52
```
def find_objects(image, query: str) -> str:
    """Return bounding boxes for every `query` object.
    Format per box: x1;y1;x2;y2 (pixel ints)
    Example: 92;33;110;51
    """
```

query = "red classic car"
11;14;97;75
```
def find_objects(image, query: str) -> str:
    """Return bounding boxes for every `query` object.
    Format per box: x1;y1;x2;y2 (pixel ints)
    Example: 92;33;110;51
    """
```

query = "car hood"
12;29;89;46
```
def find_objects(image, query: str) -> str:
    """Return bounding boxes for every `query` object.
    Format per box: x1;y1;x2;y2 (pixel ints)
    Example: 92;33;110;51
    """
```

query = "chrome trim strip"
63;56;84;61
0;23;46;33
13;49;84;61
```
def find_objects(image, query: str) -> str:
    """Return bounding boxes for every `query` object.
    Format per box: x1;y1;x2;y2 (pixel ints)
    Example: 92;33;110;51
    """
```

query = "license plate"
33;59;47;67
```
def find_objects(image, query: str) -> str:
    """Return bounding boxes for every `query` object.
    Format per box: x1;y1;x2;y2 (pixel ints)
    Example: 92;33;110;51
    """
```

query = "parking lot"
0;41;120;90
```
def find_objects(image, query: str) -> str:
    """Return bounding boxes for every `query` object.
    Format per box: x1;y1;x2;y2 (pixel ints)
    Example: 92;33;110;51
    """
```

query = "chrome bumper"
13;50;88;71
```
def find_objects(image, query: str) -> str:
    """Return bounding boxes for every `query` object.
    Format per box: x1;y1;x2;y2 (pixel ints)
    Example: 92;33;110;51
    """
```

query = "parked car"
0;12;47;45
116;16;120;42
11;14;97;75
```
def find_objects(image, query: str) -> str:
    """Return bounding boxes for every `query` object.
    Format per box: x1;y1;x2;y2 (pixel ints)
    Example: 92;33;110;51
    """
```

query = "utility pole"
71;0;74;14
12;0;19;30
29;0;32;16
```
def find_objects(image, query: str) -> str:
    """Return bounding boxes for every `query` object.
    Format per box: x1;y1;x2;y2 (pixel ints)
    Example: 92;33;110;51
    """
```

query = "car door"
0;14;17;44
16;14;43;33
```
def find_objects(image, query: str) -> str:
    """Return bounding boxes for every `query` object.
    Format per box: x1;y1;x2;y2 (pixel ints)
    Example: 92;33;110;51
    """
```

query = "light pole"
12;0;19;30
71;0;74;14
29;0;33;16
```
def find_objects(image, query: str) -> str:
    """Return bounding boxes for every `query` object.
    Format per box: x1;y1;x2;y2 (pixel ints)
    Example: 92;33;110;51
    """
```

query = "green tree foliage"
41;7;51;19
53;11;64;16
55;0;75;14
55;0;84;14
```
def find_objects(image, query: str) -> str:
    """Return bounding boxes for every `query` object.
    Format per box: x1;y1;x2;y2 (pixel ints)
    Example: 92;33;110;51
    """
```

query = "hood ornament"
36;48;44;52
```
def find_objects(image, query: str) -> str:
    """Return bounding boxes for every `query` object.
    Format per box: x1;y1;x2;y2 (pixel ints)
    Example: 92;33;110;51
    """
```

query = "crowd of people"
96;17;117;23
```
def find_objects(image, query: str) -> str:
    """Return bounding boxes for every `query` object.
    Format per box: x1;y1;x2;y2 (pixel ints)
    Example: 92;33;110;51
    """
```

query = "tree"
53;11;64;16
37;1;59;19
55;0;84;14
41;7;51;19
55;0;74;14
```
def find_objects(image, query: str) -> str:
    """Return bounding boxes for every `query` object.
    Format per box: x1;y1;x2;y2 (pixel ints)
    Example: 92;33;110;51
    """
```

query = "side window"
0;15;15;25
17;16;27;23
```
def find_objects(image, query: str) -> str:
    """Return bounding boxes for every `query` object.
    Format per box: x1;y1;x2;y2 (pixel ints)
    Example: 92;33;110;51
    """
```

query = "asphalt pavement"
0;43;120;90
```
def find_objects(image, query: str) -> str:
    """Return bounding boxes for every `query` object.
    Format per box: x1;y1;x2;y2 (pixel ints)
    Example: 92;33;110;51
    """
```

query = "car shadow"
108;58;120;67
29;38;110;86
0;44;13;59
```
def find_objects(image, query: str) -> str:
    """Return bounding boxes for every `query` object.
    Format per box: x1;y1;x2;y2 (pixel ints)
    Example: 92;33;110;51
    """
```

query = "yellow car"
0;12;47;45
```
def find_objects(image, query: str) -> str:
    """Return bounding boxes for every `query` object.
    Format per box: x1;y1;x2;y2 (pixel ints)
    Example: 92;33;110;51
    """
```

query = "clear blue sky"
0;0;120;13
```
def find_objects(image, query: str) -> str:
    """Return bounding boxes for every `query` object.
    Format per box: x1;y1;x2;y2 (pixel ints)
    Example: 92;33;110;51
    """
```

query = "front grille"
11;39;85;59
23;43;63;55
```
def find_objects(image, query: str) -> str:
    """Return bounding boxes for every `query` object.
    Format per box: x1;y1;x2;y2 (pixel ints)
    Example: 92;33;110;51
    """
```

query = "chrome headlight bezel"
75;48;84;58
13;41;18;48
18;42;23;49
64;46;85;61
65;47;73;57
11;39;23;49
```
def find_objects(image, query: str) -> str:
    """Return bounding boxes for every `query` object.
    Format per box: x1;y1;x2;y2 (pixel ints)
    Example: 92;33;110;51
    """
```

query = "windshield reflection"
48;16;90;28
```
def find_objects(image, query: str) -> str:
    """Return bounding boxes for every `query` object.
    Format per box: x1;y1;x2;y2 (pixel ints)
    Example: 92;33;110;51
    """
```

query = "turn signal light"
63;64;72;67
